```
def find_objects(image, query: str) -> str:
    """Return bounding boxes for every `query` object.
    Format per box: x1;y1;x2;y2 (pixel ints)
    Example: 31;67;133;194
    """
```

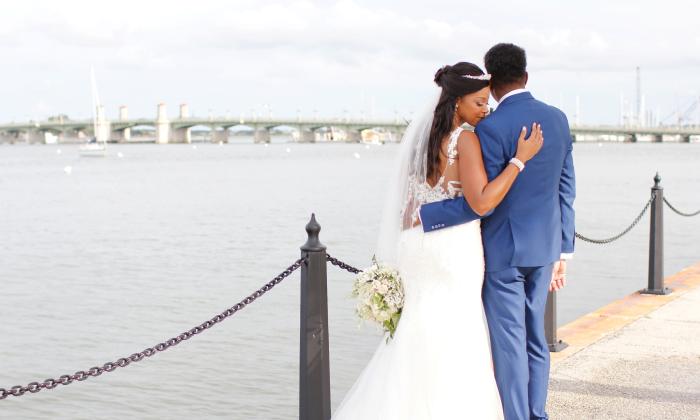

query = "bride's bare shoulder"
456;130;480;150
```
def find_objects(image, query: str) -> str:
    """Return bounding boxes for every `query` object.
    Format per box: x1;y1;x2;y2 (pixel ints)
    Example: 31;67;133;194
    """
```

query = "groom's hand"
549;260;567;292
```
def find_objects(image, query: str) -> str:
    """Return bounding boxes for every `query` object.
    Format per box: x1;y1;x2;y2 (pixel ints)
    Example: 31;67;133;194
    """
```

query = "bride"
332;62;543;419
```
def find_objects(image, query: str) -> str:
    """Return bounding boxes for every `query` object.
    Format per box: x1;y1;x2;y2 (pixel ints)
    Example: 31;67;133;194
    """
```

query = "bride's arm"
457;123;542;216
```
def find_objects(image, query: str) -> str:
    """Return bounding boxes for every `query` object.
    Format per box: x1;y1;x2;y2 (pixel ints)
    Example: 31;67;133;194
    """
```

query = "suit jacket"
419;91;576;272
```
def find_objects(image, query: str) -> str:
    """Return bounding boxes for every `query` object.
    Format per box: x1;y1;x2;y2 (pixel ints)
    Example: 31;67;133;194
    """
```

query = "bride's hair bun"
434;65;451;87
434;62;488;93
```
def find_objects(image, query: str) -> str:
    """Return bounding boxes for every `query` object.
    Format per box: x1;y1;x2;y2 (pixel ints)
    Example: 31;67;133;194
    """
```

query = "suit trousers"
482;264;554;420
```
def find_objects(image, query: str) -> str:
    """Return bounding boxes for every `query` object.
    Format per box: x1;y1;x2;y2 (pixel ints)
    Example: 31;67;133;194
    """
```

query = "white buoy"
117;152;124;158
264;143;269;148
63;166;72;175
192;145;198;150
364;145;370;150
56;149;62;155
598;143;603;147
218;141;223;146
353;152;361;159
286;147;291;153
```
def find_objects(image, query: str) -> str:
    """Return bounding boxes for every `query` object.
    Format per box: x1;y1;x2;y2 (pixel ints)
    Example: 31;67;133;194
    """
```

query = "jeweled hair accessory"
462;73;491;81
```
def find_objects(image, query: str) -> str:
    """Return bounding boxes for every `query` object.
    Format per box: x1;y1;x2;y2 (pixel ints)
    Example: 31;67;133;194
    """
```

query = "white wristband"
509;158;525;172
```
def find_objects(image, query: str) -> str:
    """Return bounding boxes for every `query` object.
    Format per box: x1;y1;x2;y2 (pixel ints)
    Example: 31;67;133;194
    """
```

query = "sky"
1;0;700;125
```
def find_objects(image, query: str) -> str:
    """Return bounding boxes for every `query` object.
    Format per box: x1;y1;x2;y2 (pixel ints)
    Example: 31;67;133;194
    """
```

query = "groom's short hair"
484;43;527;88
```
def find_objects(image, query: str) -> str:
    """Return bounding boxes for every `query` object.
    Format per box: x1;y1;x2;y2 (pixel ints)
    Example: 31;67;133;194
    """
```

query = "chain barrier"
326;254;362;274
2;193;695;400
0;257;305;401
663;197;700;217
575;193;656;245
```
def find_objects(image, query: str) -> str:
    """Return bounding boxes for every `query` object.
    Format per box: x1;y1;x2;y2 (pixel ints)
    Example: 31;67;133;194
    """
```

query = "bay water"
1;141;698;419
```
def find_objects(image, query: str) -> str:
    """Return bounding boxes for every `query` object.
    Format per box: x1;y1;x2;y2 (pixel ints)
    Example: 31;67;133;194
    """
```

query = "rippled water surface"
1;141;699;419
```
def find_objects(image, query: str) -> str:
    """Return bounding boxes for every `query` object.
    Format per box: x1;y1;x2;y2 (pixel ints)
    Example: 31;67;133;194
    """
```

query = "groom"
420;43;575;420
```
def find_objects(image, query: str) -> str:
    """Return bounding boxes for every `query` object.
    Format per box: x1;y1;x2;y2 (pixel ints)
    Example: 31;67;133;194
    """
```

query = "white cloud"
587;32;608;52
0;0;699;124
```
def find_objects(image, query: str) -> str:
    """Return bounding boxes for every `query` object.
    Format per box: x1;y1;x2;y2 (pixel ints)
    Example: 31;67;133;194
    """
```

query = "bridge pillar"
25;130;47;144
170;103;192;143
346;130;361;143
651;134;663;143
55;128;79;143
212;127;229;144
624;134;638;143
171;128;191;143
254;127;271;143
113;129;130;143
75;129;89;143
156;103;170;144
0;131;15;144
117;105;130;142
179;103;189;120
55;130;66;144
53;129;75;143
297;126;316;143
681;135;691;143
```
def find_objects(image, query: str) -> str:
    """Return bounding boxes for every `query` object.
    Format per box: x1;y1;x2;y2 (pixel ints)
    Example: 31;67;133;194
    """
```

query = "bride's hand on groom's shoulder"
515;122;544;163
549;260;567;292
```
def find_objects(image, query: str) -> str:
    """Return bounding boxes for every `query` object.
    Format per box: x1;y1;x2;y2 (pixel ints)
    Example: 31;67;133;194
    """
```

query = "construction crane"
660;96;700;127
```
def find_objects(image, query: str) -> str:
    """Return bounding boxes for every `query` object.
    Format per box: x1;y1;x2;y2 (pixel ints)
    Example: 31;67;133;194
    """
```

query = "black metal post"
299;214;331;420
642;173;671;295
545;291;568;352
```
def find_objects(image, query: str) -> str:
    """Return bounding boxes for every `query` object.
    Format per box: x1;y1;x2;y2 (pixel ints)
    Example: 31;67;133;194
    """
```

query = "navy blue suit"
419;91;576;420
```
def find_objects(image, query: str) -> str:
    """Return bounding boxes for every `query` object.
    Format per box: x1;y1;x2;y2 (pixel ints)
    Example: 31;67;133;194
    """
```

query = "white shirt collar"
497;88;529;104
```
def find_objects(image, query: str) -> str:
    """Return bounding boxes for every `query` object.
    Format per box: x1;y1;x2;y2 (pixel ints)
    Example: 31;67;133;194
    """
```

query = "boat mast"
90;67;103;144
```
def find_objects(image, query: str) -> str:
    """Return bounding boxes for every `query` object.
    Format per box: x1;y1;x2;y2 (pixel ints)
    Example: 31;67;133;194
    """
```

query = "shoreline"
547;261;700;418
551;260;700;364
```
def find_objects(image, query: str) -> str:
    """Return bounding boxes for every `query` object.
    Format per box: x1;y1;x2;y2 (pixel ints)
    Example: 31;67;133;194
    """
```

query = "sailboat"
79;68;107;157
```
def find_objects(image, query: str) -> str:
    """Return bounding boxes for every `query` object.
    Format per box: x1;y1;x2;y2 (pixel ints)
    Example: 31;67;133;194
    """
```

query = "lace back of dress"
401;127;465;229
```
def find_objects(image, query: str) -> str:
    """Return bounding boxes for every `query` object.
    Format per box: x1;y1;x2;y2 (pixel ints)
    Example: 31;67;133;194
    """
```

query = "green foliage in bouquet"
351;256;405;342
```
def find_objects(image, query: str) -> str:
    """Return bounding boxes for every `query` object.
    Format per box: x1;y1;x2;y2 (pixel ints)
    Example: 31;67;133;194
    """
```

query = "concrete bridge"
2;104;700;145
0;103;408;145
570;125;700;143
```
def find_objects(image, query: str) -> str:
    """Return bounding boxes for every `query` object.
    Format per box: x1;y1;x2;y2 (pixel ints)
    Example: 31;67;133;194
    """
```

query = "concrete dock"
548;262;700;419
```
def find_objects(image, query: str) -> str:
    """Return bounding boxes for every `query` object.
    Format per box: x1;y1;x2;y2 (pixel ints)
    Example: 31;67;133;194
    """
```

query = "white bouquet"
351;256;405;341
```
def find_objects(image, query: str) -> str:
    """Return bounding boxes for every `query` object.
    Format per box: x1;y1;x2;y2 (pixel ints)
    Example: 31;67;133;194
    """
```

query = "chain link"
326;254;362;274
0;257;305;401
663;197;700;217
575;193;656;245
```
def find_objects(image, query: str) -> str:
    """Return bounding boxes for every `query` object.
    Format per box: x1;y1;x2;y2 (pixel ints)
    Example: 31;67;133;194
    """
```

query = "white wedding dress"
333;127;504;419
